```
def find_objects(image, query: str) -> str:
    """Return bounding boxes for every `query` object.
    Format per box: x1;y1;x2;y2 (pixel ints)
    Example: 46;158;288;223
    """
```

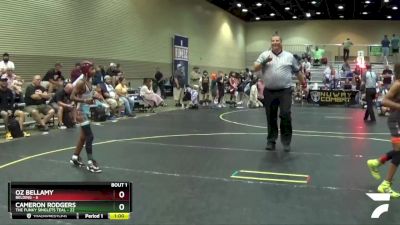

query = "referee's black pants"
263;88;293;146
364;88;376;121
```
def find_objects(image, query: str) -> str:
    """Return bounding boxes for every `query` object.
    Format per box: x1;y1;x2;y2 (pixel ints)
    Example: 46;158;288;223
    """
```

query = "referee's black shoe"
283;145;291;152
265;142;276;151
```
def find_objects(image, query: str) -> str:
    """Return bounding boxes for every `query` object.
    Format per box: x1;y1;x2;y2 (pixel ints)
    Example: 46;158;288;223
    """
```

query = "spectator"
382;35;390;65
93;85;111;119
248;78;263;108
49;83;75;129
98;75;123;117
115;77;135;117
341;59;353;81
24;75;55;131
106;63;119;86
210;72;218;104
342;38;353;61
190;66;201;88
312;46;325;65
323;64;332;88
199;70;210;106
343;79;352;90
381;65;393;90
0;77;30;140
0;53;15;74
70;63;81;83
302;57;312;81
154;67;165;99
217;71;225;108
140;78;165;107
92;65;105;86
392;34;399;63
1;67;23;95
173;64;185;107
42;63;65;93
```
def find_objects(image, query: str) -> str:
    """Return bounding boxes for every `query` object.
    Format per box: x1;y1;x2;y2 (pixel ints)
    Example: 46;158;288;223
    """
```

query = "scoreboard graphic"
8;182;132;220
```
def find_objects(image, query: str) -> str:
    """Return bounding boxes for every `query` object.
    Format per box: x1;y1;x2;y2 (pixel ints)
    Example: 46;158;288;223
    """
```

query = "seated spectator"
70;63;81;83
92;65;105;86
0;53;15;74
24;75;55;131
140;78;164;107
312;46;325;65
341;60;353;80
98;75;124;116
0;77;30;140
1;67;23;95
49;83;75;129
248;79;263;108
93;85;111;119
343;79;352;90
115;77;135;117
42;63;65;93
381;65;393;90
107;63;119;86
302;57;312;81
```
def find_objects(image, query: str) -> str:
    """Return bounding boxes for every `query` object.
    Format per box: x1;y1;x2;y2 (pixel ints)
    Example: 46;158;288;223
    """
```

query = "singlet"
388;86;400;122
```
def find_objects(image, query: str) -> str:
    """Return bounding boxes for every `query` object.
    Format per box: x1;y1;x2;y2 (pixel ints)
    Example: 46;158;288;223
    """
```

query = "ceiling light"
387;15;392;19
311;1;317;4
242;8;248;12
384;0;390;3
362;11;368;14
316;11;321;15
285;7;290;10
365;0;371;3
393;6;398;10
270;13;275;16
237;3;242;8
255;17;260;20
338;5;344;9
292;15;298;19
306;12;311;17
256;3;262;7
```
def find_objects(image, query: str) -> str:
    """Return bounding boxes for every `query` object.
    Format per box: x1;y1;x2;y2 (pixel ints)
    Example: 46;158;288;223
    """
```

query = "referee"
254;34;306;152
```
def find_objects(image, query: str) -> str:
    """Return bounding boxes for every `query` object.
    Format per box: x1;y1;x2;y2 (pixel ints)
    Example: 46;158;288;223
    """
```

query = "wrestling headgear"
81;60;94;77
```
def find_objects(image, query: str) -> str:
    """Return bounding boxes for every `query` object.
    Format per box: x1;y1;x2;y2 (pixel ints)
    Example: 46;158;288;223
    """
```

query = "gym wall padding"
0;0;246;82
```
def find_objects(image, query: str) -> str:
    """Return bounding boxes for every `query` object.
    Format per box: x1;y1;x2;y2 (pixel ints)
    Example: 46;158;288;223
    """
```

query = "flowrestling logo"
366;193;391;219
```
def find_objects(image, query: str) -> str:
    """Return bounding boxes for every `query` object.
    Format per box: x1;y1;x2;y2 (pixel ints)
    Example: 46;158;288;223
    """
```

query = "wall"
246;20;400;66
0;0;246;84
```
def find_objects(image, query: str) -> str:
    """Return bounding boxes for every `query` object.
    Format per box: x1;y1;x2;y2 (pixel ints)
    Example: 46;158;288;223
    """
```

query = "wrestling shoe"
23;131;31;137
87;160;102;173
70;155;85;167
377;180;400;198
367;159;381;180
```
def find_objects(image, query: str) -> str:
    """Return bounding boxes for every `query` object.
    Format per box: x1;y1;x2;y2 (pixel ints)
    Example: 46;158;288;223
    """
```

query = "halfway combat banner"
173;35;189;85
309;90;359;106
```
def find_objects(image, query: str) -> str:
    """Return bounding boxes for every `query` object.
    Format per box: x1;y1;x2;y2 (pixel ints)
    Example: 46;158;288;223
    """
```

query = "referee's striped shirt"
255;50;300;90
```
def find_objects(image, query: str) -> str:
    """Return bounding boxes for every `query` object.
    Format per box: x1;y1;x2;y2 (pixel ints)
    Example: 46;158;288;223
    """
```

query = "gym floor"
0;105;399;225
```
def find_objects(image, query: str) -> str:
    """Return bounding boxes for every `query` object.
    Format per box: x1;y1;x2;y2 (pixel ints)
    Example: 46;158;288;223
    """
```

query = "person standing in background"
391;34;399;63
382;35;391;65
342;38;353;61
154;67;166;99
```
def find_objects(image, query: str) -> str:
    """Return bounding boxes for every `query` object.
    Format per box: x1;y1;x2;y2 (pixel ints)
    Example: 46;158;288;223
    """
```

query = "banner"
309;90;359;105
173;35;189;85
